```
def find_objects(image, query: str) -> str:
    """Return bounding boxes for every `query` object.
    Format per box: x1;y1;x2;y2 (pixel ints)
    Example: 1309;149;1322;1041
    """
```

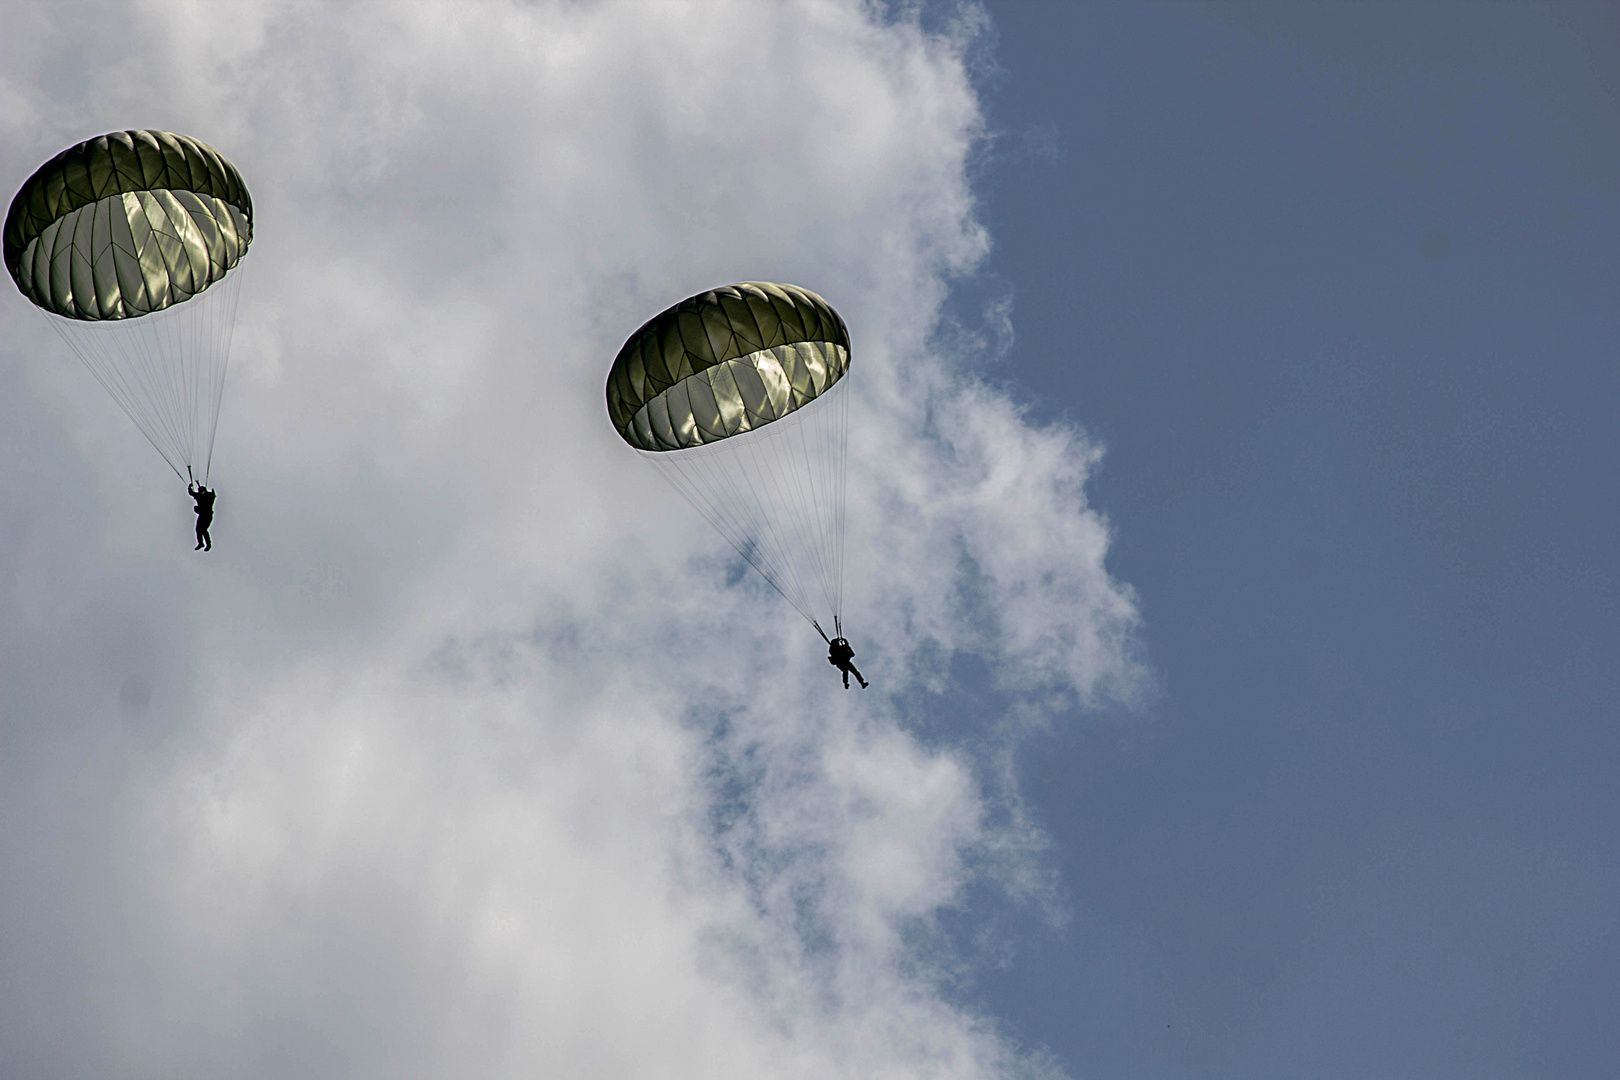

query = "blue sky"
964;3;1618;1075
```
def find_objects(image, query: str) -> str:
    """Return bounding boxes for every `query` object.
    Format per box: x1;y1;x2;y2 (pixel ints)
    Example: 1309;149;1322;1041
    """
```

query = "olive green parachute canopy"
4;130;252;321
5;131;253;482
608;282;853;638
606;281;850;452
5;130;252;320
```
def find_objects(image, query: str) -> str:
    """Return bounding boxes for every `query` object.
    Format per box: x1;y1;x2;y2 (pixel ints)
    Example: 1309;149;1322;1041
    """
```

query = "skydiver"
827;636;868;690
189;479;216;551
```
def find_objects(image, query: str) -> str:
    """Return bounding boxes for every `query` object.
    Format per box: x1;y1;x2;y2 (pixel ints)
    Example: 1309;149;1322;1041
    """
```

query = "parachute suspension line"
44;270;243;482
647;430;817;621
202;258;245;483
729;371;845;622
646;447;815;622
730;421;816;610
639;377;850;634
837;367;849;621
778;377;842;619
750;393;840;617
816;372;847;622
770;375;847;624
47;314;185;481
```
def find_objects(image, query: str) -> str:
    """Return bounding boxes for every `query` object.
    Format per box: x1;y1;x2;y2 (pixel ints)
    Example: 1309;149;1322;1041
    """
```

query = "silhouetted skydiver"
189;481;216;551
827;637;868;689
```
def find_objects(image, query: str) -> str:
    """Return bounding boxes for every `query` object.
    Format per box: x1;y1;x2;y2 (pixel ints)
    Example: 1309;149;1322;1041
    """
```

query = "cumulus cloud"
0;1;1142;1076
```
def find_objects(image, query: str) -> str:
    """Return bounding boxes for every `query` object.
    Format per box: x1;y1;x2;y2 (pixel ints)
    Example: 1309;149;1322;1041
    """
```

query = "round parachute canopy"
607;281;849;452
5;130;252;320
5;131;253;481
608;282;853;637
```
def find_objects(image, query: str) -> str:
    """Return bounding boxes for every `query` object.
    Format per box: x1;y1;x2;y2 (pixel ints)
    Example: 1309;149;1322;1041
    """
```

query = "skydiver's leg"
203;525;211;551
842;668;850;689
851;664;868;689
195;521;205;550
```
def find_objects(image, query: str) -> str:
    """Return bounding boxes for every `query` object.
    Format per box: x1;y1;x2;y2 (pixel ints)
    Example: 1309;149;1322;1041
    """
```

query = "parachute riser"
810;616;849;646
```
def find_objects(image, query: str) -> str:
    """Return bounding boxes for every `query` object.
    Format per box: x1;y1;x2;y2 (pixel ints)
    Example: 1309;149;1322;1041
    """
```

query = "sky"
0;2;1613;1079
965;3;1618;1077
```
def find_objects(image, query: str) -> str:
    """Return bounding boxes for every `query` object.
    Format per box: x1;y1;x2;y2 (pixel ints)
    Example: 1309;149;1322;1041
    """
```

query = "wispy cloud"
0;1;1141;1075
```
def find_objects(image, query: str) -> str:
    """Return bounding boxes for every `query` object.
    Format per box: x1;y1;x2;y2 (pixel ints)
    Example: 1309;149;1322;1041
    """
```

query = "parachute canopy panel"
4;130;253;321
606;282;850;452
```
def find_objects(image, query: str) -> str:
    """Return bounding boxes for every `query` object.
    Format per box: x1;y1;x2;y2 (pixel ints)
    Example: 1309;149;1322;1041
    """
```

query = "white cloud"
0;1;1141;1076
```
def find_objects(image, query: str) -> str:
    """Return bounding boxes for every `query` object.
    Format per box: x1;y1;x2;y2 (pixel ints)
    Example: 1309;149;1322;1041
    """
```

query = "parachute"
607;282;851;639
4;130;253;482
